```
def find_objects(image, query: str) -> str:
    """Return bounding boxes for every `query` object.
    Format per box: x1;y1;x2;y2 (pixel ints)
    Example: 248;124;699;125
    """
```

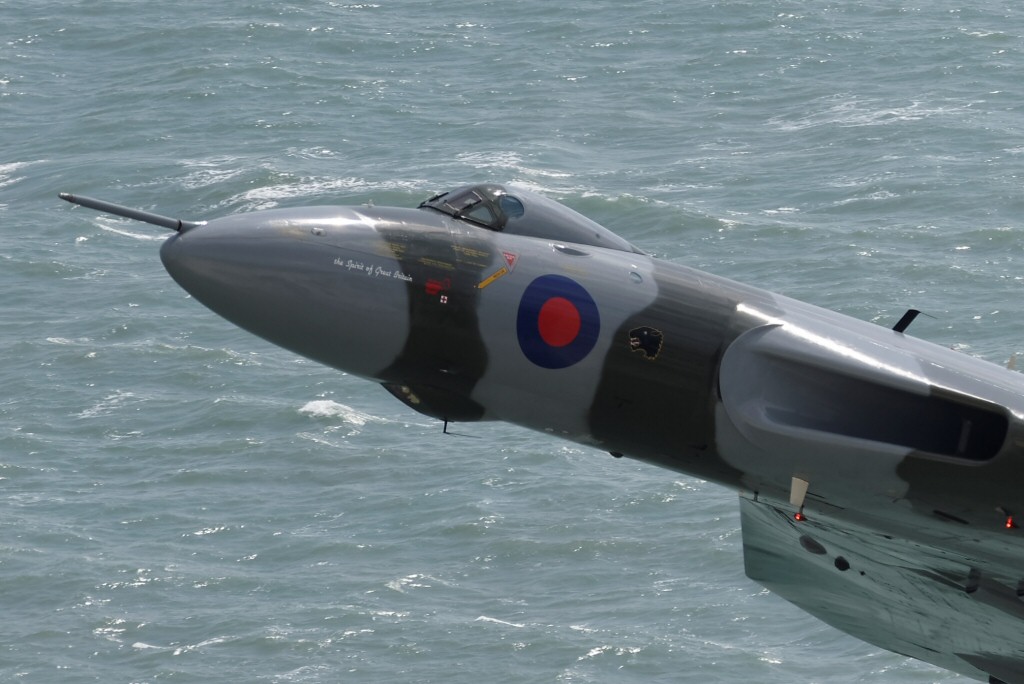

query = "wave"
298;399;386;426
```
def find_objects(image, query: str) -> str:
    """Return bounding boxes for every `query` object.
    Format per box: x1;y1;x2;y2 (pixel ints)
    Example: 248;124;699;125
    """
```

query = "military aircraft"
60;185;1024;683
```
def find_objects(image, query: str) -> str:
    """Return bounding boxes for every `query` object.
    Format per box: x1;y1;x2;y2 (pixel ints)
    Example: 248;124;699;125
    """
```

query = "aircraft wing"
741;495;1024;683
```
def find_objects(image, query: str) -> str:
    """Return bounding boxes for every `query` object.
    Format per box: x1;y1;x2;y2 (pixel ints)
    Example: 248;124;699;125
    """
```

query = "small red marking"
425;277;451;296
537;297;581;348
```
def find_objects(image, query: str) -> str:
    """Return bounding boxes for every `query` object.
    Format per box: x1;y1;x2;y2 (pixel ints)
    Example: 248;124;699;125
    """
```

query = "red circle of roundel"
517;275;600;369
537;297;581;347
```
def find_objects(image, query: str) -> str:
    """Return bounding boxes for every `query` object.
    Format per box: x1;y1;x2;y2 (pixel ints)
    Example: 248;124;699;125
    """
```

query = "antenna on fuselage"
893;309;921;333
892;308;935;333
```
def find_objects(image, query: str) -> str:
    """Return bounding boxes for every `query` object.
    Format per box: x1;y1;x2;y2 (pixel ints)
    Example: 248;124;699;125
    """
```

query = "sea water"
3;1;1022;681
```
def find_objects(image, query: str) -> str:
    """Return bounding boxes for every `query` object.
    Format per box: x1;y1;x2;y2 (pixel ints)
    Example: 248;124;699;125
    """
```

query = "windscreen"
420;184;642;254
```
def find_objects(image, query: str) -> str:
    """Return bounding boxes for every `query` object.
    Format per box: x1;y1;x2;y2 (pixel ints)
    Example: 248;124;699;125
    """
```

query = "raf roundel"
517;275;600;369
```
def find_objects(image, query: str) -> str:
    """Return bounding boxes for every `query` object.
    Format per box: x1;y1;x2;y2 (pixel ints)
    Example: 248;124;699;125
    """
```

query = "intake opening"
759;357;1007;461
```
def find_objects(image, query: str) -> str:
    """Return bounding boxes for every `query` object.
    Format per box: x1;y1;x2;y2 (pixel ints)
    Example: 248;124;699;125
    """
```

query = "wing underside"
740;496;1024;683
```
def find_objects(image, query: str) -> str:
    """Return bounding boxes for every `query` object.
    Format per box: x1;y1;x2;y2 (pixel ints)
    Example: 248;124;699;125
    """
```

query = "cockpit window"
462;201;498;227
498;195;524;219
418;183;643;254
419;184;511;231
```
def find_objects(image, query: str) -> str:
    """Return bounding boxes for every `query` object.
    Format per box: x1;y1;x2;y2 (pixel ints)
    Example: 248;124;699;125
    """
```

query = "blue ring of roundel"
516;274;601;369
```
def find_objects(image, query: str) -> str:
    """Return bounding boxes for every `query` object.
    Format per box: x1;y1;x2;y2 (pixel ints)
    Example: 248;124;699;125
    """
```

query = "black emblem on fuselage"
628;326;664;360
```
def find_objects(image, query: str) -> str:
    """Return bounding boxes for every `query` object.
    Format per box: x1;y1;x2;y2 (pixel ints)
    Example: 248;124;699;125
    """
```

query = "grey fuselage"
159;189;1024;516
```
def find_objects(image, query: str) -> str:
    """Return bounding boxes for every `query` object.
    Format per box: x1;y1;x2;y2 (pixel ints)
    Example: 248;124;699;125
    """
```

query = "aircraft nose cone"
159;207;412;379
159;212;277;306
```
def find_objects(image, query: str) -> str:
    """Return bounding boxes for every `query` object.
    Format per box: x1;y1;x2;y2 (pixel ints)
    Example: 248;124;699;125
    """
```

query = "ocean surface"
3;1;1023;681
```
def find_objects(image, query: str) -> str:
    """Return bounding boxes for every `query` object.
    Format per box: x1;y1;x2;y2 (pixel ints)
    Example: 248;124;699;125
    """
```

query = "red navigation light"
794;509;806;522
1006;515;1017;530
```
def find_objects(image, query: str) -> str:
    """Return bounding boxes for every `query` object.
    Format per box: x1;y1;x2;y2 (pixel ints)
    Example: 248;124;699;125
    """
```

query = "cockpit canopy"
419;184;641;254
